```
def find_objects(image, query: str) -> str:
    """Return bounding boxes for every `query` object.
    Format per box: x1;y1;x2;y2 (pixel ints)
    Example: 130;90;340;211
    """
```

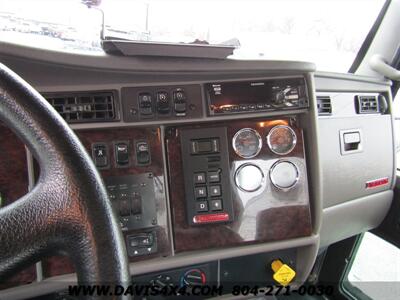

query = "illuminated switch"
115;142;129;166
135;141;151;166
92;143;108;168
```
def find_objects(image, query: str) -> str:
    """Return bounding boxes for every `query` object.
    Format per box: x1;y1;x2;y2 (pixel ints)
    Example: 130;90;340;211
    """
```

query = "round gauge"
267;125;297;155
232;128;262;158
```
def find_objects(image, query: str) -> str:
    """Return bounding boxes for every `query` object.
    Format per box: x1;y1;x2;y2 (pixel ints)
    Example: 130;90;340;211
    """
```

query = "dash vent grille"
317;96;332;115
355;95;379;114
45;91;117;123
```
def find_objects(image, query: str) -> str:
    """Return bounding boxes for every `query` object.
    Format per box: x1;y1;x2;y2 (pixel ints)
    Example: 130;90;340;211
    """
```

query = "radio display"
205;77;307;115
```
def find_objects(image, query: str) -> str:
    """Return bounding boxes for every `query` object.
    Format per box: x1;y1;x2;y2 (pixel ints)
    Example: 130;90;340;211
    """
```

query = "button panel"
121;84;203;122
105;174;157;231
180;127;234;225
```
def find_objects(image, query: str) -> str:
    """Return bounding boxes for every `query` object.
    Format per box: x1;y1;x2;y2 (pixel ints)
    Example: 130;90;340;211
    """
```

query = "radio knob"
274;91;286;105
269;161;299;190
235;164;264;192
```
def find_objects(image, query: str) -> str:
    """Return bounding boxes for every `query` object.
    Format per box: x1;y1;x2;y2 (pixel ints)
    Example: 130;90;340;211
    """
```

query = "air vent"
45;91;117;123
355;95;379;114
317;96;332;115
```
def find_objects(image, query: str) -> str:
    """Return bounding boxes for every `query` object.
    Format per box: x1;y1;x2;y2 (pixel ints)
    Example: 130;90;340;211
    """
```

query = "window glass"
0;0;385;72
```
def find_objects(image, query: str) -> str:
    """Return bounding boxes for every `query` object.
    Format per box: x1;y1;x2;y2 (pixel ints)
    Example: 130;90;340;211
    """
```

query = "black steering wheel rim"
0;63;130;298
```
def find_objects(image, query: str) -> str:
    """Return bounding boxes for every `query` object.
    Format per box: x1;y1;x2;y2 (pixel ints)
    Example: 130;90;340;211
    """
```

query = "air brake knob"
235;164;264;192
271;259;296;286
269;160;299;190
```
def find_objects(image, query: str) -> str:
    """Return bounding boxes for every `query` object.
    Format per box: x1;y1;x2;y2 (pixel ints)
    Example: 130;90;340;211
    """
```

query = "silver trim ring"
266;125;297;155
269;160;299;191
235;163;265;192
232;128;262;158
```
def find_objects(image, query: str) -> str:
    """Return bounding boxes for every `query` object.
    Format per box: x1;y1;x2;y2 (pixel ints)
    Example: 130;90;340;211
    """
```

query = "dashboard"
0;48;395;299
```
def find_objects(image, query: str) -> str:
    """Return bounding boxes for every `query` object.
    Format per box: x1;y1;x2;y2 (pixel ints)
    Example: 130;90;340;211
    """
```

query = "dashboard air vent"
355;95;379;114
45;91;117;123
317;96;332;115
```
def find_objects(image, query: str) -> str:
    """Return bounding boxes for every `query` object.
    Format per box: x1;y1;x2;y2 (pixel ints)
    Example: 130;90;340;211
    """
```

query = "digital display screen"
205;77;306;114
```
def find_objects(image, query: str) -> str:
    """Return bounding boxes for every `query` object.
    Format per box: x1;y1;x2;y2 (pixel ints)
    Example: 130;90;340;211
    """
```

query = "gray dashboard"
0;44;395;299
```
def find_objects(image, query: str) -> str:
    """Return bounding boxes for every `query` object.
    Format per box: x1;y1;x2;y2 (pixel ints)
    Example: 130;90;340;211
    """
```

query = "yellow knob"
271;259;296;286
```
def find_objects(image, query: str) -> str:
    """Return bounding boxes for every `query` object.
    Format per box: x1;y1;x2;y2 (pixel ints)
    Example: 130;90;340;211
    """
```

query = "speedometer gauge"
267;125;297;155
232;128;262;158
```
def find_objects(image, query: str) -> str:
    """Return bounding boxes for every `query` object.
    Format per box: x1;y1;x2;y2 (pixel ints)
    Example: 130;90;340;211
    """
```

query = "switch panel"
180;127;234;225
105;174;157;231
91;143;109;168
121;84;203;122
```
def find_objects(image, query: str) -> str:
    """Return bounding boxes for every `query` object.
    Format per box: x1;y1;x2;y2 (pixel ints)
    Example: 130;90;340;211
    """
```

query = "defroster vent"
45;91;118;123
317;96;332;115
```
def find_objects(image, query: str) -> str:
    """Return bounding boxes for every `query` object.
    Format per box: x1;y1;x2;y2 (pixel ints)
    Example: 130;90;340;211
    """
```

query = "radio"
205;77;308;116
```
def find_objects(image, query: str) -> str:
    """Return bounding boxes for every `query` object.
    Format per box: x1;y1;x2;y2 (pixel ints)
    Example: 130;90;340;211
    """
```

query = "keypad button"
195;186;207;198
196;201;208;212
208;170;221;183
210;199;223;211
194;172;206;184
210;185;221;197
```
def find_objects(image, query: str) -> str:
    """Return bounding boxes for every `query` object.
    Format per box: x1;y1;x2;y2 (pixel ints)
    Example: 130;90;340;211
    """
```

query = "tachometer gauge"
232;128;262;158
267;125;297;155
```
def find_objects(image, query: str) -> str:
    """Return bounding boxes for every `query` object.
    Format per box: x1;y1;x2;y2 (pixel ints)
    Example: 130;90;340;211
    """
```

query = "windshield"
0;0;385;72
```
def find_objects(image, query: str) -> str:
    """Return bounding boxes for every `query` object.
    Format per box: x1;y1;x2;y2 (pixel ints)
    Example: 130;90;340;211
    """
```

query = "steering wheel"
0;63;130;298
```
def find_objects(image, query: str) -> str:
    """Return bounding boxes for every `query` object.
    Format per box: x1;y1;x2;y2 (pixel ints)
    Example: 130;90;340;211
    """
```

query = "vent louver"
45;91;117;123
317;96;332;115
355;95;379;114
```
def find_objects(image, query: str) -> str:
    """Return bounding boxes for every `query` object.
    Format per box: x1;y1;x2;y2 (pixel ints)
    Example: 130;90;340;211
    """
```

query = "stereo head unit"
205;77;308;116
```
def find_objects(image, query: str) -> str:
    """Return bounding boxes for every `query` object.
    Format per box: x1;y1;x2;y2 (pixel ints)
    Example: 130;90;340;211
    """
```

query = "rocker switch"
115;142;129;166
